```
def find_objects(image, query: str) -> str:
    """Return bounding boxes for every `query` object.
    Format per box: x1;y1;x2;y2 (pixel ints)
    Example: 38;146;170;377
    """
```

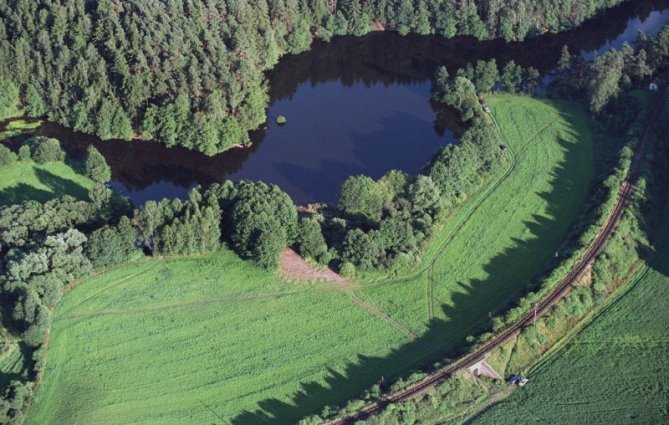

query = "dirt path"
328;97;662;424
279;249;348;286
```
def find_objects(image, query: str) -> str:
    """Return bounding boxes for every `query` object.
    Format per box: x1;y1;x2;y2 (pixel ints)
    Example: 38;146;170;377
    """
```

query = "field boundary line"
56;289;310;321
57;265;158;316
327;94;661;424
345;291;418;339
426;111;561;320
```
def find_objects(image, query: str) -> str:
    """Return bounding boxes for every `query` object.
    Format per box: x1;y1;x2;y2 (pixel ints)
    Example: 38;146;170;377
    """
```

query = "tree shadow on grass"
226;107;605;424
0;167;89;206
34;168;89;201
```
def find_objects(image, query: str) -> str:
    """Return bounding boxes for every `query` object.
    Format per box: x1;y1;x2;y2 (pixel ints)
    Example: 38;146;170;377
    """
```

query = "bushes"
338;175;385;221
17;145;30;162
86;217;137;268
84;146;111;183
222;181;297;268
29;137;64;164
0;380;34;425
297;217;329;263
0;145;17;167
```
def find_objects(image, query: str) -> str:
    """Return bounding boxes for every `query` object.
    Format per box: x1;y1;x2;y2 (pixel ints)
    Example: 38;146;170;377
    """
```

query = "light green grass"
0;160;94;206
470;224;669;425
26;95;596;424
0;119;42;139
357;95;594;347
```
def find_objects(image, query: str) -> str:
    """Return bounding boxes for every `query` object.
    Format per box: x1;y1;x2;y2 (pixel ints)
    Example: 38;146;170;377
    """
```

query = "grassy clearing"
470;225;669;425
357;95;593;346
0;119;42;139
0;160;93;206
26;95;596;424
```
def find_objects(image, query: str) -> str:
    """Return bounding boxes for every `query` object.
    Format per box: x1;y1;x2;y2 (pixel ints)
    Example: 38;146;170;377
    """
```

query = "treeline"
551;25;669;112
432;58;540;118
0;0;626;154
321;88;669;425
297;23;669;425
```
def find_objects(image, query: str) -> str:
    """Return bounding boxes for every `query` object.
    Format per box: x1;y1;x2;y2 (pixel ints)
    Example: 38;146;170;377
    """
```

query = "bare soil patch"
280;249;347;286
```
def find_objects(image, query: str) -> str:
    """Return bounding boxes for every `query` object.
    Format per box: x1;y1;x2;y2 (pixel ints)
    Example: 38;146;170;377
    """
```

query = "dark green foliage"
17;145;30;162
0;380;34;425
0;145;17;167
134;188;222;257
29;137;64;164
343;229;383;270
86;217;137;269
0;0;625;154
339;175;385;221
588;50;625;113
407;176;441;215
501;61;524;93
158;204;221;256
428;118;501;207
225;181;297;268
3;229;91;346
84;146;111;183
0;77;20;120
24;84;47;118
473;59;499;92
297;217;328;263
252;223;287;270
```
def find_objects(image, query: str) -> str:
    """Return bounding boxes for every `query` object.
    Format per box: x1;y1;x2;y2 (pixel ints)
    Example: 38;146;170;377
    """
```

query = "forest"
0;0;628;154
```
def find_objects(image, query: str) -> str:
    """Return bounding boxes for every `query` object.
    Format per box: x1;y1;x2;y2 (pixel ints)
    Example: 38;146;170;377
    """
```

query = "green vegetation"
276;115;287;125
23;95;596;424
0;137;95;206
0;161;93;206
471;231;669;424
0;119;41;140
26;253;415;424
0;0;625;154
83;146;111;184
346;89;664;425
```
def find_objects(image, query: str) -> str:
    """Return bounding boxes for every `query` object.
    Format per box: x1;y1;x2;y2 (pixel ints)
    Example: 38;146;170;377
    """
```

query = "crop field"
470;224;669;425
0;161;93;206
26;95;596;424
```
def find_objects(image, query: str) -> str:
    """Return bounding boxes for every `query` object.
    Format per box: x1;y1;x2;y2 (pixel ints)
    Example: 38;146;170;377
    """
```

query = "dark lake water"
10;0;669;206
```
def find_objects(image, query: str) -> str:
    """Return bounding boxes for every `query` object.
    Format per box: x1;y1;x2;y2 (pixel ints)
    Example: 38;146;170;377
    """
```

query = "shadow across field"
227;108;598;424
0;167;89;206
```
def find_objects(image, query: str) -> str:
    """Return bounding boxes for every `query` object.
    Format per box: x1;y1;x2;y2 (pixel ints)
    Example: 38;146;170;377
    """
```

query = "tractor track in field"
55;290;310;321
426;113;560;320
346;290;418;339
326;96;660;424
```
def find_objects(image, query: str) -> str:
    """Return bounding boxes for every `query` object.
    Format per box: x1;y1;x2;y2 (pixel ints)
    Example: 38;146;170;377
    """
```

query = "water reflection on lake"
14;0;669;206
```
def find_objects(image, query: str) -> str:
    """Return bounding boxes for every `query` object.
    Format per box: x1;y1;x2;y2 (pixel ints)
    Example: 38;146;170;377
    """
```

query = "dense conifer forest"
0;0;628;154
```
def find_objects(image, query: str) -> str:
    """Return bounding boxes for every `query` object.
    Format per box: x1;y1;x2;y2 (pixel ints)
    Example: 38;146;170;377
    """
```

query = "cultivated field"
0;161;93;206
470;224;669;425
26;95;596;424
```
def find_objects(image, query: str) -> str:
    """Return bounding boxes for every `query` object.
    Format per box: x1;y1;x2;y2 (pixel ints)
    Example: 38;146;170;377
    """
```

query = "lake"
18;0;669;206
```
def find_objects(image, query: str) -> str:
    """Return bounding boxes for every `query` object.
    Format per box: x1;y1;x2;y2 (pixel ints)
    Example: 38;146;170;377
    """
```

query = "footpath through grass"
470;224;669;425
26;95;596;424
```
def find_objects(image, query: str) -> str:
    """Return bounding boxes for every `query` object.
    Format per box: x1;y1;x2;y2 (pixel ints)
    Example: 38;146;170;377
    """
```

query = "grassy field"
26;95;596;424
469;224;669;425
0;160;94;206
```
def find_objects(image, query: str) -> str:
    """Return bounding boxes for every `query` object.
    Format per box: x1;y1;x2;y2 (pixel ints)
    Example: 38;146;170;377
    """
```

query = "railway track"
327;96;660;425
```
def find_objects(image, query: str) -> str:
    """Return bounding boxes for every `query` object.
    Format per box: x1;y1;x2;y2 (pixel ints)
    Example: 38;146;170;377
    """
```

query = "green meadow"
470;222;669;425
0;160;93;206
26;95;597;424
